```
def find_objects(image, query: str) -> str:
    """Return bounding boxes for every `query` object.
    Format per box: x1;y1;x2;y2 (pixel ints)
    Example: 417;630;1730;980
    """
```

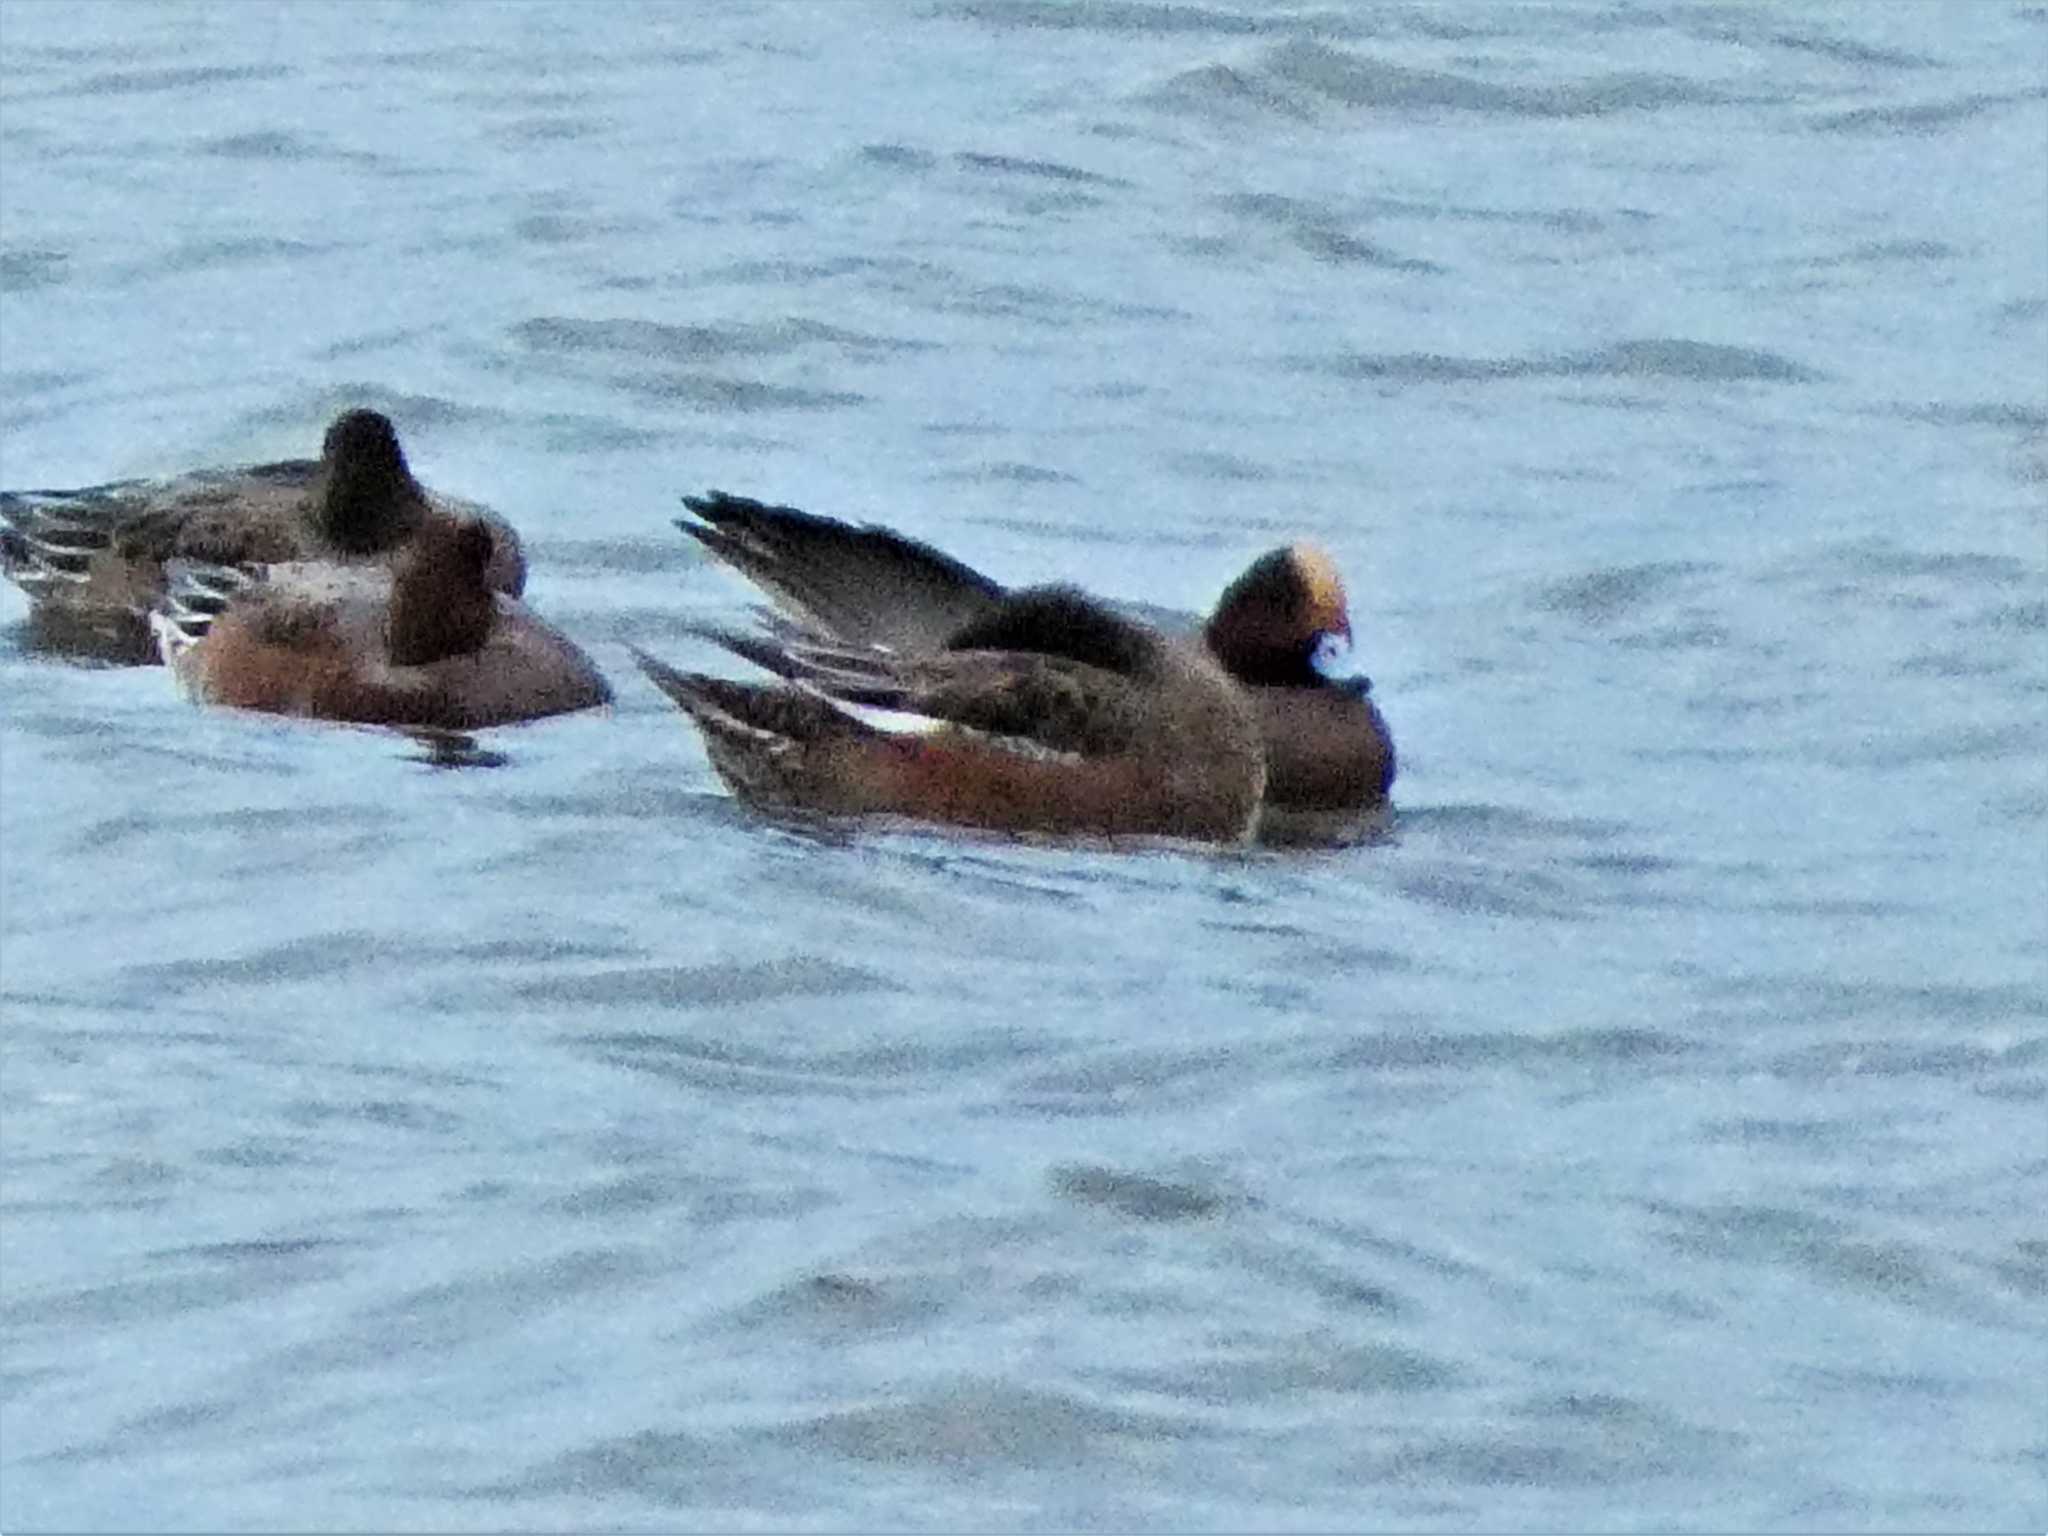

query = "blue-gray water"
2;3;2044;1530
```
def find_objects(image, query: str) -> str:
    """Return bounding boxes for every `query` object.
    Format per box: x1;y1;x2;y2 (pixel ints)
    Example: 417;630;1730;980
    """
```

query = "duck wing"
678;489;1006;653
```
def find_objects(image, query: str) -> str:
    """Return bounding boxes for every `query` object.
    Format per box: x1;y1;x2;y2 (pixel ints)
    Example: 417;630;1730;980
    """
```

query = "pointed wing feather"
678;489;1006;652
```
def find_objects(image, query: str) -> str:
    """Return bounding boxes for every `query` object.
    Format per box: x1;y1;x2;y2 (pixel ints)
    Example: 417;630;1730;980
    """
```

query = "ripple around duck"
1797;537;2040;587
1246;39;1747;119
1761;26;1935;71
1316;1026;1699;1076
1391;863;1603;921
510;314;929;365
931;459;1081;485
56;63;294;98
194;130;330;162
712;1270;950;1342
1645;1201;2004;1321
0;248;71;292
1697;972;2047;1035
1535;559;1711;625
1168;448;1272;482
105;926;640;1005
954;150;1133;189
1136;60;1322;123
1212;191;1442;271
480;1427;771;1513
1384;1389;1740;1487
491;114;612;147
1098;1334;1457;1404
1780;237;1962;275
572;1035;902;1102
0;4;2040;1530
572;1016;1044;1101
1010;1038;1311;1119
1049;1163;1238;1222
513;956;895;1010
236;384;485;435
1211;1226;1418;1317
775;1377;1216;1468
545;1171;832;1228
114;930;418;996
0;1238;348;1333
946;0;1310;38
619;373;869;414
1695;1113;1914;1155
1764;1036;2047;1092
1299;339;1823;385
1812;719;2045;771
144;236;340;277
1985;1238;2048;1300
1405;803;1629;847
242;1245;666;1385
1809;87;2048;135
508;208;649;247
859;141;938;172
37;1393;257;1467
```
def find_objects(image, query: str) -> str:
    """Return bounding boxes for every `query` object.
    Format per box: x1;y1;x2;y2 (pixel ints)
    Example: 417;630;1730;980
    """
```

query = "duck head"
313;409;427;554
387;516;497;666
1203;542;1364;691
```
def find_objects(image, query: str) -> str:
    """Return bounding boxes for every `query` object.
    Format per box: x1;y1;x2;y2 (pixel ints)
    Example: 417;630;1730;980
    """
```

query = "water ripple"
1302;338;1823;385
1050;1163;1235;1221
518;956;894;1010
1811;87;2048;135
781;1377;1214;1468
3;3;2042;1529
58;63;294;98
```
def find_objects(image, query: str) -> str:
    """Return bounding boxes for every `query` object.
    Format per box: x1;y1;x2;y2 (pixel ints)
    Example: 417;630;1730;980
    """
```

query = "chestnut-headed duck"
152;515;608;730
674;490;1395;838
2;408;526;663
633;583;1265;844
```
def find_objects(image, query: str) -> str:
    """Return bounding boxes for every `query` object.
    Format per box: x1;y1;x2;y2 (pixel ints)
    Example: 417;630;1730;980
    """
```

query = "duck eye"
1309;630;1352;677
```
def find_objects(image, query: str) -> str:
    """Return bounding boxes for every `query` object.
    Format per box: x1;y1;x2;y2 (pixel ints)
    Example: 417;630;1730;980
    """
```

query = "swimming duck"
1;408;526;663
674;490;1395;837
633;582;1266;843
153;514;608;730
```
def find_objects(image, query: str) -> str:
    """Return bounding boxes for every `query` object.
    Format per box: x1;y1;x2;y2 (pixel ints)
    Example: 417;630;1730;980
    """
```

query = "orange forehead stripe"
1291;543;1351;636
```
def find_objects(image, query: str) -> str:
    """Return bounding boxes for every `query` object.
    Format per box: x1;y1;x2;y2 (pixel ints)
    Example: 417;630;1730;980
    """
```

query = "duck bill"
1309;629;1372;696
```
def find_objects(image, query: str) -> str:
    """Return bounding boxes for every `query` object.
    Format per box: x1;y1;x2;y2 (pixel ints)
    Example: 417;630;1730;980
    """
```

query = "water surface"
1;2;2044;1530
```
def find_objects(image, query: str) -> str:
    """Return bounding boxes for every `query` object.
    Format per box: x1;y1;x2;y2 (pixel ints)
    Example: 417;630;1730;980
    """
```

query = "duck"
673;490;1395;839
153;514;609;730
632;581;1266;844
1;408;526;663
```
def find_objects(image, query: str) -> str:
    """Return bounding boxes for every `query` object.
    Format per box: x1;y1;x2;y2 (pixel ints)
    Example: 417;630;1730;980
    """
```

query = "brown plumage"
672;490;1395;835
1;408;526;663
386;517;498;667
633;584;1266;844
154;515;608;730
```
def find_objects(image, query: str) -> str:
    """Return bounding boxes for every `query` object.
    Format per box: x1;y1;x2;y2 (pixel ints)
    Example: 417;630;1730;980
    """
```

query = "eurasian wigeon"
1;408;525;663
633;582;1266;843
673;490;1395;838
153;515;608;730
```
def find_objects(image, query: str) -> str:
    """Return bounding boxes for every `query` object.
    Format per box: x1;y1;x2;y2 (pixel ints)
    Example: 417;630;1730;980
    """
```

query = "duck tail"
675;620;916;704
631;646;887;815
0;489;128;596
149;559;257;665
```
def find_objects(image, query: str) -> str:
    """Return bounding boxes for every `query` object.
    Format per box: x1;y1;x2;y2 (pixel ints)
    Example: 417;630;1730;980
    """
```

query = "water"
2;2;2044;1529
